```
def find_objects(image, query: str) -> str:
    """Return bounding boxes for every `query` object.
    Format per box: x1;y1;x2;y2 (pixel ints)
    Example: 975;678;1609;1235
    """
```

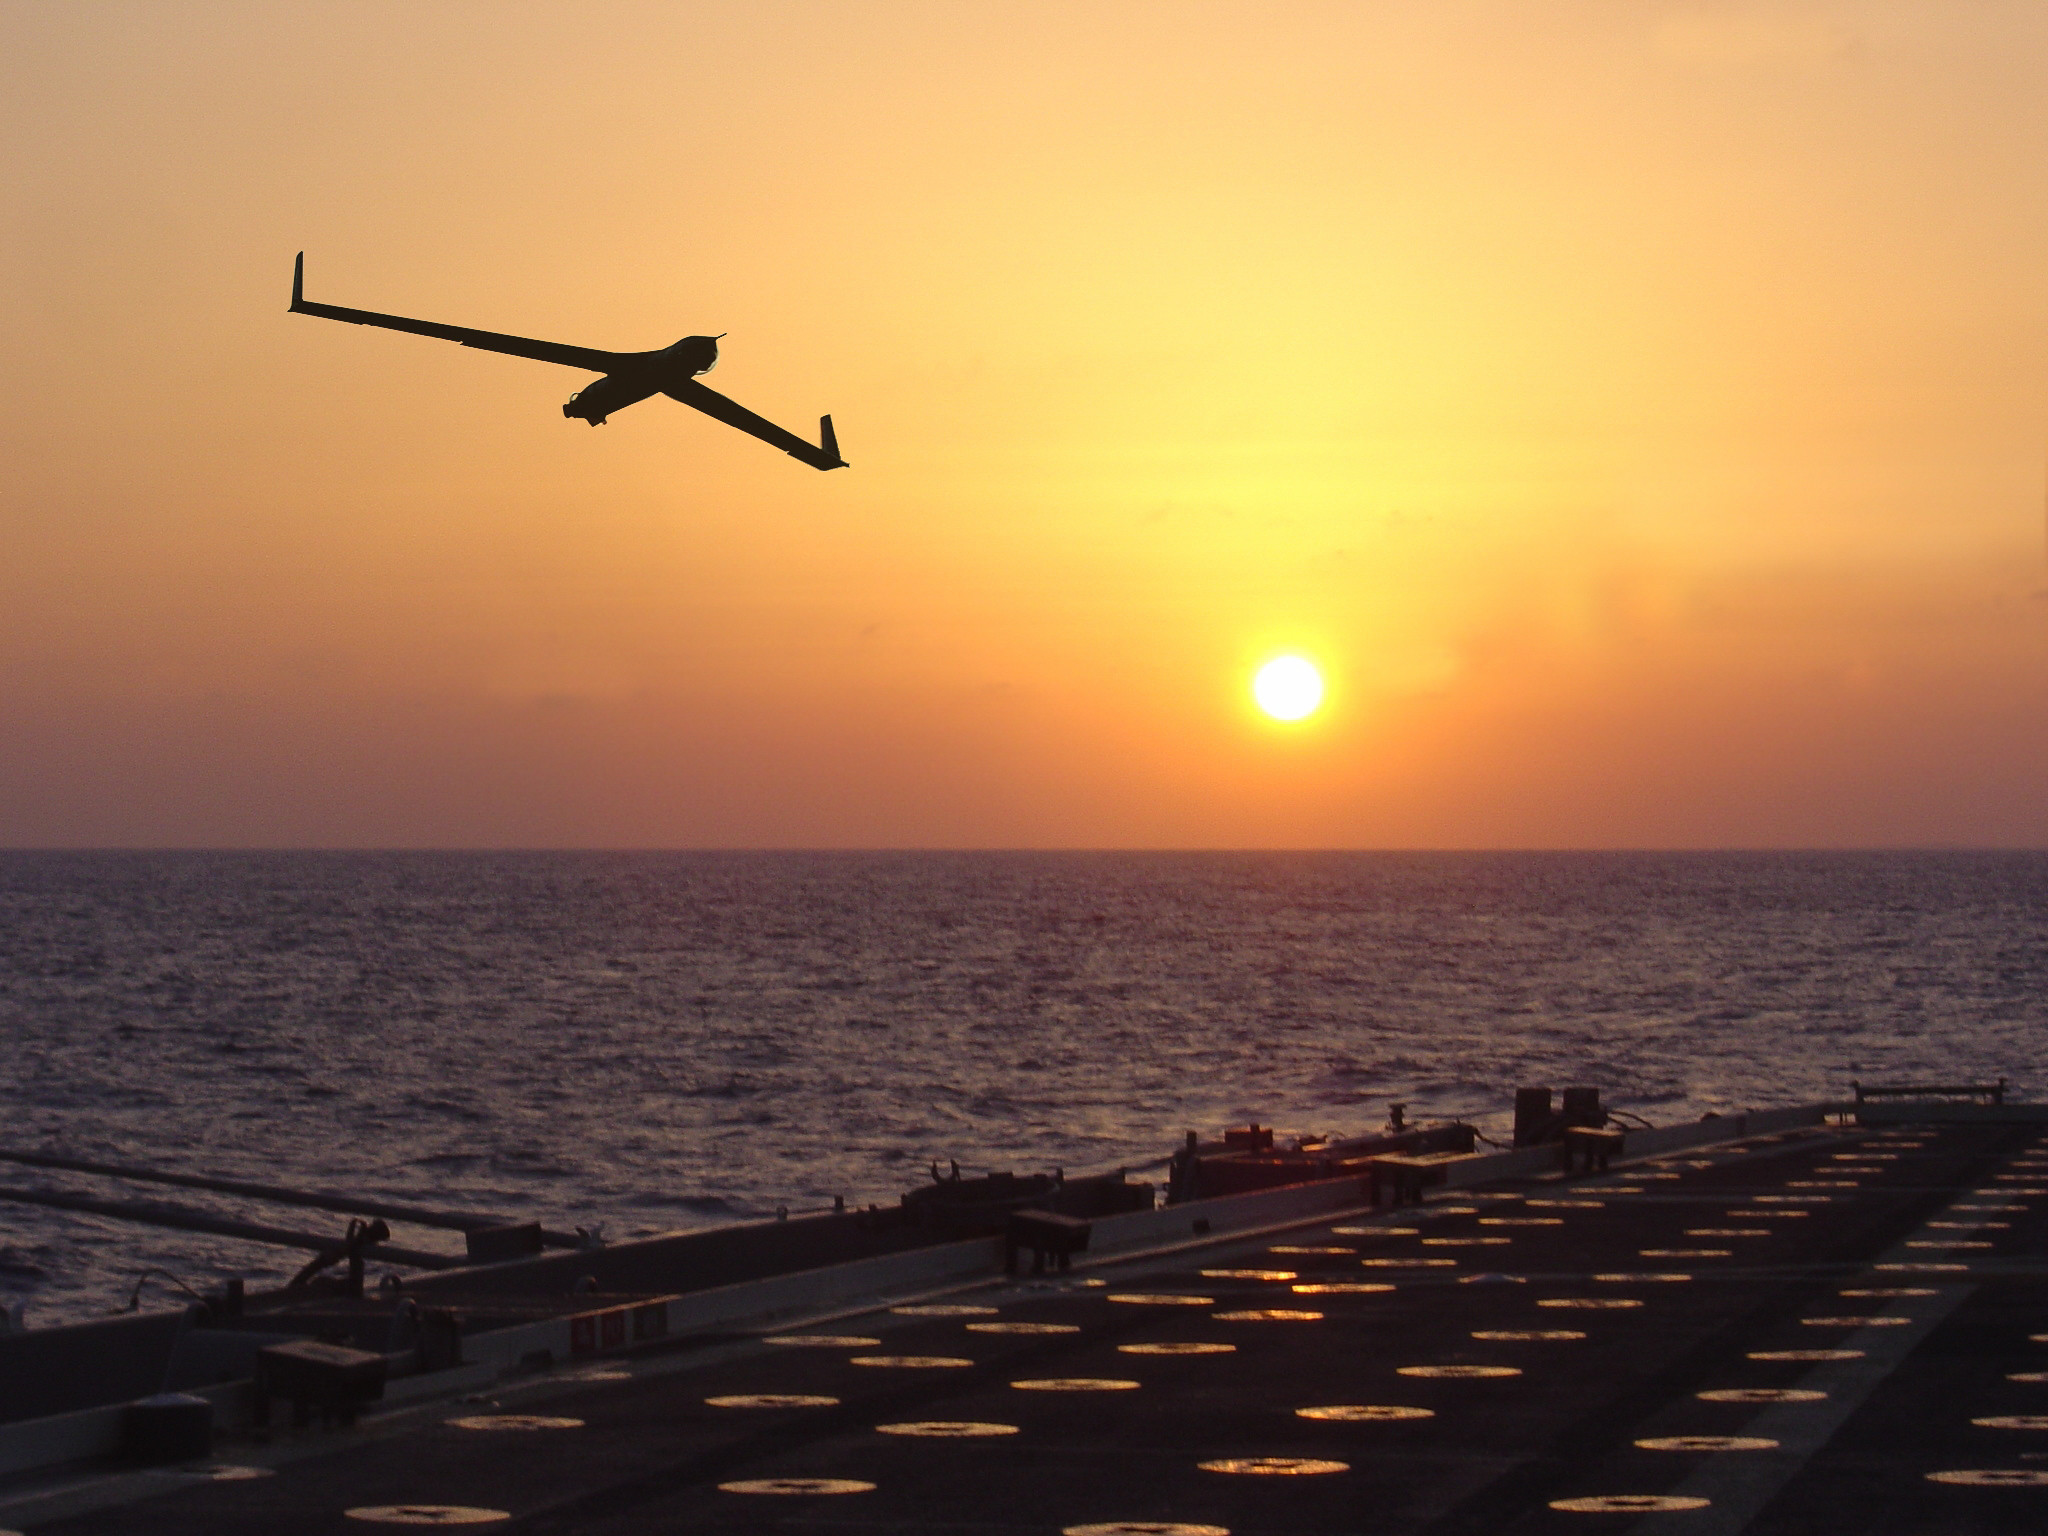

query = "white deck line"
1619;1211;1987;1532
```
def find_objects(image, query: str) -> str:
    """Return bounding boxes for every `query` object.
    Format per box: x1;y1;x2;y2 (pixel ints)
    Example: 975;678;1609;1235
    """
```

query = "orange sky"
3;1;2046;847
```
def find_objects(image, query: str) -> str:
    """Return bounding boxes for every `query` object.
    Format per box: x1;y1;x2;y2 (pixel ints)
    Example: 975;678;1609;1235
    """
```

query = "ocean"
2;850;2041;1328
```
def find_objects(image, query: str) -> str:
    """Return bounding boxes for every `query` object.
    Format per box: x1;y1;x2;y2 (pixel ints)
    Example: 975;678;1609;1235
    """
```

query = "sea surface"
2;850;2042;1328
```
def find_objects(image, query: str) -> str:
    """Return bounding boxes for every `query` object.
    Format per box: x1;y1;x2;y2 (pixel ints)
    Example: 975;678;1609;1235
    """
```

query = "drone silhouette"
289;254;844;470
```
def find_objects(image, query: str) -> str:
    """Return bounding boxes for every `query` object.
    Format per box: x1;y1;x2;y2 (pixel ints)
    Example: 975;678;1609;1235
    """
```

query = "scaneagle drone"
290;254;844;470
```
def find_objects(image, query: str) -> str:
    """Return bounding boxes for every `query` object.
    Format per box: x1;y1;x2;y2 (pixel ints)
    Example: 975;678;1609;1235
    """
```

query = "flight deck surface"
21;1121;2048;1535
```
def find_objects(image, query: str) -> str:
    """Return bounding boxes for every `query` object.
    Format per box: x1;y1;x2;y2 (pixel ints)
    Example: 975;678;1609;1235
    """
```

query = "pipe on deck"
0;1185;463;1270
0;1149;580;1248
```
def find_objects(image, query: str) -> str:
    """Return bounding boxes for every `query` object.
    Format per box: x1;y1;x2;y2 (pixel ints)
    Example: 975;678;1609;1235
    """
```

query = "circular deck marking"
1908;1240;1993;1249
1482;1217;1563;1226
446;1415;583;1431
1423;1237;1511;1247
1012;1377;1140;1391
1637;1436;1778;1452
1595;1273;1693;1284
1699;1388;1827;1403
1688;1229;1769;1238
1474;1329;1585;1341
1270;1245;1355;1255
1064;1525;1229;1536
1841;1287;1936;1298
720;1478;874;1495
850;1355;974;1368
1108;1294;1212;1306
1995;1187;2048;1195
1727;1210;1809;1219
1199;1457;1347;1475
1600;1187;1645;1195
891;1304;998;1316
1753;1195;1830;1204
1549;1495;1710;1513
346;1510;511;1527
1928;1221;2010;1229
1201;1269;1297;1281
2008;1372;2048;1383
1527;1200;1604;1208
1748;1350;1862;1362
1429;1206;1480;1215
1333;1226;1418;1236
1293;1282;1395;1295
1878;1262;1967;1272
1926;1469;2048;1486
1361;1258;1457;1268
1643;1173;1682;1180
1801;1316;1910;1328
1397;1364;1520;1378
1641;1250;1729;1259
707;1394;840;1408
1214;1308;1322;1322
1973;1416;2048;1430
968;1321;1080;1335
876;1421;1019;1436
765;1334;880;1347
1119;1342;1234;1355
1540;1298;1643;1310
1955;1204;2024;1211
1297;1404;1433;1421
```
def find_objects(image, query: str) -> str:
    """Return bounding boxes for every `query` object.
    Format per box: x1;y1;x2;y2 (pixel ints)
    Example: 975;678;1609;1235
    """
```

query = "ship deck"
14;1117;2048;1535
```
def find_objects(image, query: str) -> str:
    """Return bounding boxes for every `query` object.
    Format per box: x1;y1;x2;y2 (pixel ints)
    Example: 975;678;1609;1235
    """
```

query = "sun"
1252;655;1324;721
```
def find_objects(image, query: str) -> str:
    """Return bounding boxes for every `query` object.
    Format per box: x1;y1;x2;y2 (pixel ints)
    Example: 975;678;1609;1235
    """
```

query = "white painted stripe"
1623;1281;1976;1532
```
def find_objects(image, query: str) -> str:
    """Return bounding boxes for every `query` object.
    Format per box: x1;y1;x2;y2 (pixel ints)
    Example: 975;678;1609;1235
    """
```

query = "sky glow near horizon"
2;1;2046;848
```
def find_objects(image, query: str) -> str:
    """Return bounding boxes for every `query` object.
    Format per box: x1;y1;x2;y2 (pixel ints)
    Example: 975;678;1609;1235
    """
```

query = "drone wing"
665;378;847;470
289;253;621;373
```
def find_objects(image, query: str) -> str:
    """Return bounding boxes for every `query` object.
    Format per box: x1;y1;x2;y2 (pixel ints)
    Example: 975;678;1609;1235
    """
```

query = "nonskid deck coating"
21;1123;2048;1536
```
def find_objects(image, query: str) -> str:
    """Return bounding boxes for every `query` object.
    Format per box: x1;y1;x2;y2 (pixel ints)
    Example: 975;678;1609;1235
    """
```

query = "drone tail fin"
291;252;304;311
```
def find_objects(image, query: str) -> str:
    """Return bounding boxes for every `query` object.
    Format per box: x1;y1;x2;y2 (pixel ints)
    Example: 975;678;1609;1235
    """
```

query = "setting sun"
1253;656;1325;722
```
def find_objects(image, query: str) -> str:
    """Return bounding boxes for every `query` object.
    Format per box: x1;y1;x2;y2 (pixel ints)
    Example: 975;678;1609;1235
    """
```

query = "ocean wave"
2;849;2042;1324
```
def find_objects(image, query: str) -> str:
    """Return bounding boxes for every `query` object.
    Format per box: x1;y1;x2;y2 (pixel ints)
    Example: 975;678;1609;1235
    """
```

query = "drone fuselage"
563;336;721;425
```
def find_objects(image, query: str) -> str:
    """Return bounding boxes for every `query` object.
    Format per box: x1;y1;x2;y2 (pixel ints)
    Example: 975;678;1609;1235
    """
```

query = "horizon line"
3;845;2046;857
